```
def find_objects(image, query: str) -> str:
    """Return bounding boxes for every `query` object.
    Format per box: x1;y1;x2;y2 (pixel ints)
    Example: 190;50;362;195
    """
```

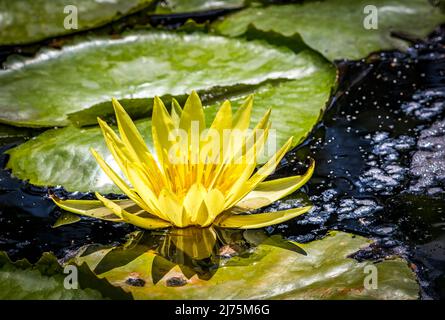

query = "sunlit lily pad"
5;50;335;193
0;31;317;127
71;231;419;300
0;0;155;46
155;0;244;14
213;0;445;61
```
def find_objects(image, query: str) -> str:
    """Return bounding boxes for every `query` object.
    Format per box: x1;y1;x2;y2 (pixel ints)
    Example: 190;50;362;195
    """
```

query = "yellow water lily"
52;91;314;229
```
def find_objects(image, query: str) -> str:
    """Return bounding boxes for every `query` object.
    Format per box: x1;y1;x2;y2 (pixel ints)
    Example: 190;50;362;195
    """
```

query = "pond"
0;0;444;300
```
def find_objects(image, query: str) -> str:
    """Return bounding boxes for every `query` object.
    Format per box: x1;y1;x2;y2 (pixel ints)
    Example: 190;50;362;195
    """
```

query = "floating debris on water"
409;119;445;195
402;89;445;121
357;132;415;195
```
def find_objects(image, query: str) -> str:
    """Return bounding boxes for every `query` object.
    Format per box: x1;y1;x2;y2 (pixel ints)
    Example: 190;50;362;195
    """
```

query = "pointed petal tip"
89;147;99;156
94;191;108;203
188;90;202;104
111;97;119;108
48;191;59;203
96;117;109;130
111;98;126;115
153;96;166;111
286;136;294;145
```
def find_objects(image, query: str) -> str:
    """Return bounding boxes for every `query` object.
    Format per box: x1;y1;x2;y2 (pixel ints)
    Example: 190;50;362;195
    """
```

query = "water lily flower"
52;91;314;229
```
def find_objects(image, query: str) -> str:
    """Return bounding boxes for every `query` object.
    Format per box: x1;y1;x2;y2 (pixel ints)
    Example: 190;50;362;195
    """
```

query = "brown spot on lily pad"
125;272;146;287
166;276;188;287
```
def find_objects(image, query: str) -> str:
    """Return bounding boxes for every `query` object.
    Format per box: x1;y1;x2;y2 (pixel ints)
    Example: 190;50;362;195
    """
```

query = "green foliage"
0;0;155;45
213;0;445;61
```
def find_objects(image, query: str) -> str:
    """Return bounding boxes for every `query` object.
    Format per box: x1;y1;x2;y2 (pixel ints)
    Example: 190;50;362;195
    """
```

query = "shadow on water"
0;24;444;298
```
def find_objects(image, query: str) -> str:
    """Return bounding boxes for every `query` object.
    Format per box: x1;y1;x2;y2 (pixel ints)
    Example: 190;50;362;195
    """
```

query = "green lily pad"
5;49;335;193
0;0;155;46
155;0;244;14
0;31;316;128
72;231;419;300
213;0;445;61
0;252;104;299
0;265;105;299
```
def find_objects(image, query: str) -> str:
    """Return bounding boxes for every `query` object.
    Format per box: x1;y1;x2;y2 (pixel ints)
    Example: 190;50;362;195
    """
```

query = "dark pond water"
0;12;444;299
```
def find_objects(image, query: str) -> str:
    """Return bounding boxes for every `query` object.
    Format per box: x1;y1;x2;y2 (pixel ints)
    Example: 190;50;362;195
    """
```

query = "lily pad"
213;0;445;61
155;0;244;14
0;31;315;127
6;50;335;193
0;0;155;46
0;252;104;299
72;231;420;300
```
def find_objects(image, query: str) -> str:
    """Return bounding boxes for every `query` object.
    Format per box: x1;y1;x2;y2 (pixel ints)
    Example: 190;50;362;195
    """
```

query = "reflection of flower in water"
73;227;306;285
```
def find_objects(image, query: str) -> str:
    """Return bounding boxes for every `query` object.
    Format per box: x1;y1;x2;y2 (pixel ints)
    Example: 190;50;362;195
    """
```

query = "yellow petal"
237;159;315;210
252;136;294;181
208;100;232;134
125;162;167;220
220;122;272;207
90;148;149;209
97;117;166;192
179;90;206;134
215;206;311;229
209;109;271;191
51;195;135;221
152;96;176;166
232;94;253;131
171;98;182;127
183;183;207;224
225;136;294;209
111;98;152;164
200;100;233;173
120;210;172;229
97;118;135;172
157;188;185;227
202;189;225;226
95;192;125;219
95;192;171;229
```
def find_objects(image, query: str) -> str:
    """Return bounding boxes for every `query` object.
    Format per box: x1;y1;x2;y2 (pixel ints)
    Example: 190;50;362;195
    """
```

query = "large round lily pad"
5;50;335;193
0;0;154;46
0;31;316;127
72;231;419;300
213;0;445;61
